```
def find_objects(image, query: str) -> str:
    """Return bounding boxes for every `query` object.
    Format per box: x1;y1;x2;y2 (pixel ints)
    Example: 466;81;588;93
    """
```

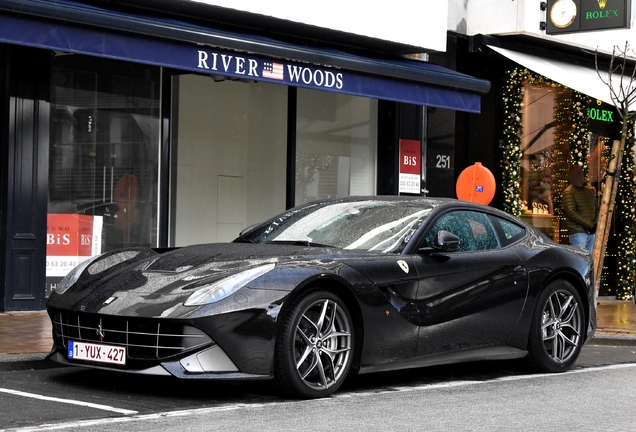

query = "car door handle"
514;265;525;273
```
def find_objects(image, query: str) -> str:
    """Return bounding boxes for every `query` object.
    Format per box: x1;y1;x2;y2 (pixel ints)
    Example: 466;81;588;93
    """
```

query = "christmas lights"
615;119;636;300
500;68;526;216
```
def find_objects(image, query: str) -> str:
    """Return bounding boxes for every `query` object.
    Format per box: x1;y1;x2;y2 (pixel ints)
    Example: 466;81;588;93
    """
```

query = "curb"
0;352;56;371
590;330;636;347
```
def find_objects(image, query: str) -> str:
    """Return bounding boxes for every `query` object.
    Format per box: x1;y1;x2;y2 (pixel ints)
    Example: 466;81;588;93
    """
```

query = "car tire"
274;288;354;399
526;279;585;373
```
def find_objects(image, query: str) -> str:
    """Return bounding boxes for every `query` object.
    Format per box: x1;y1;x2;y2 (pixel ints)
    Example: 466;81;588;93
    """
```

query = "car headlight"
184;263;275;306
53;255;101;295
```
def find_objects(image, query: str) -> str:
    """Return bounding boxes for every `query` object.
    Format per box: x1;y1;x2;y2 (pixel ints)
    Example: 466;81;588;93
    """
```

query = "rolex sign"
546;0;631;35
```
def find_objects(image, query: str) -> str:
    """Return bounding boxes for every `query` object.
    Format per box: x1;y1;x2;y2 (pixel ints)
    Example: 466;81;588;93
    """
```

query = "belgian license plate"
68;341;126;365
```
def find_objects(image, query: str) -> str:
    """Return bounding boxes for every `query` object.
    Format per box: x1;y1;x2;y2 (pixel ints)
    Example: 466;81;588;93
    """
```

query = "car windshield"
236;200;432;253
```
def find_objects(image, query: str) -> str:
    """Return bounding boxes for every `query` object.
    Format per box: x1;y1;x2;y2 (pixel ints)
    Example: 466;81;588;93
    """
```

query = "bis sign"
546;0;631;35
399;139;421;194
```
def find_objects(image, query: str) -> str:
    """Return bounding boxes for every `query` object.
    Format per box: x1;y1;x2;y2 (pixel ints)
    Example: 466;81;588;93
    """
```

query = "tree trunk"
592;134;628;304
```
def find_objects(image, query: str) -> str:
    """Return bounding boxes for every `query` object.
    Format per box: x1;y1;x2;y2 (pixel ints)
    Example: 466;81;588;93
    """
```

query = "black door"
412;210;529;356
0;46;50;311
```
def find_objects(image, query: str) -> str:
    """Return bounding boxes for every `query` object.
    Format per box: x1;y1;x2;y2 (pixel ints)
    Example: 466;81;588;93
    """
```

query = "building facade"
0;0;491;311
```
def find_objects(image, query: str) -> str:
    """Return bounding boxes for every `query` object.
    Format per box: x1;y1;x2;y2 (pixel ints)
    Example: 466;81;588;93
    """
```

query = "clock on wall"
549;0;577;28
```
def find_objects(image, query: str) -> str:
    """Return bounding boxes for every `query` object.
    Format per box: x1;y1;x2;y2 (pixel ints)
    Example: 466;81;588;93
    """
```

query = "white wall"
188;0;449;52
463;0;636;57
448;0;469;33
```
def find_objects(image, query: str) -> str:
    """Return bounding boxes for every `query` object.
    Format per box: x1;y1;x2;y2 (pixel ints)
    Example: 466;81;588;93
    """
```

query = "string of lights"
616;119;635;300
500;68;526;216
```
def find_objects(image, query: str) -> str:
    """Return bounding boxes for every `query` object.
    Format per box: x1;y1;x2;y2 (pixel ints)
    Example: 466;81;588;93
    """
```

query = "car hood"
46;242;374;317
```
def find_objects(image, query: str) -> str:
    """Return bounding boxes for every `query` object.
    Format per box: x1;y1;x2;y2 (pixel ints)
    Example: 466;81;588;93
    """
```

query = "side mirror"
435;230;461;252
419;230;460;253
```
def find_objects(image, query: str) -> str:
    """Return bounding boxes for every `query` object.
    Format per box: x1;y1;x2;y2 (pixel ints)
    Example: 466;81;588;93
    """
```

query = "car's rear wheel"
274;288;354;399
526;280;585;372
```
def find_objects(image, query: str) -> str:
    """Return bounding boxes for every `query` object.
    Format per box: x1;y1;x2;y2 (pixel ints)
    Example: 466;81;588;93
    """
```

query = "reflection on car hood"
143;242;372;272
46;242;375;317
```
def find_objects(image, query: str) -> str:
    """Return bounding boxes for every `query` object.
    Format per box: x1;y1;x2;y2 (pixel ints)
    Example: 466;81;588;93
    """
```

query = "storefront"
0;0;490;311
445;34;633;299
491;44;632;299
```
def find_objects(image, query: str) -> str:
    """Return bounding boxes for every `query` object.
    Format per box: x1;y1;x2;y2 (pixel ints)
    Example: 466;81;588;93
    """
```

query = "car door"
410;209;529;357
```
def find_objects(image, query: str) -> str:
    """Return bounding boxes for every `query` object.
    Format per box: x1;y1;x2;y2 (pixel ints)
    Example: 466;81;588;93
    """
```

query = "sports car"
46;196;596;399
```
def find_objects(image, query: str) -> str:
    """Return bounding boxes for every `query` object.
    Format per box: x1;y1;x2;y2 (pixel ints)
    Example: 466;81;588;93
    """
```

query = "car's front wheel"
274;288;354;399
526;279;585;372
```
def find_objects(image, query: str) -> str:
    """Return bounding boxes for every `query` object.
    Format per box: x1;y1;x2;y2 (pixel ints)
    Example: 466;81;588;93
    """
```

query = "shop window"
516;81;609;243
169;75;288;246
47;55;160;285
295;89;377;205
520;84;557;218
517;83;566;242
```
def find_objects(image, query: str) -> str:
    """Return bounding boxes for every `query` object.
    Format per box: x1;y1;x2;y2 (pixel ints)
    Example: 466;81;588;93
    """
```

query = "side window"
426;210;500;252
492;217;526;247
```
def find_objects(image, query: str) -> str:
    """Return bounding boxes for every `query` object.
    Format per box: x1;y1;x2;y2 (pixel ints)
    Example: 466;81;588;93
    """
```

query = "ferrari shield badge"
103;296;117;305
397;260;409;274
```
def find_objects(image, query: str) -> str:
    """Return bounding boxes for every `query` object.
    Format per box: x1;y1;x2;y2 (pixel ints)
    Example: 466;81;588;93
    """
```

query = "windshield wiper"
265;240;335;248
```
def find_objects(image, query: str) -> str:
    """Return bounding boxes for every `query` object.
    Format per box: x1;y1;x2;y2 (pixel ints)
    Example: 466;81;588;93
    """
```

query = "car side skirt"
357;345;529;375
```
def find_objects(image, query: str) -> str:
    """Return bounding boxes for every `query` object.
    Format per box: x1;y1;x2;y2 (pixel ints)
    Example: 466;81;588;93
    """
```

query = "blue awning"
0;0;490;113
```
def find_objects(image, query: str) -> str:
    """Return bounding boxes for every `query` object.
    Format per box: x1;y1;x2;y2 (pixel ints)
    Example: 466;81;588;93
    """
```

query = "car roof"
305;195;455;206
301;195;483;212
299;196;523;225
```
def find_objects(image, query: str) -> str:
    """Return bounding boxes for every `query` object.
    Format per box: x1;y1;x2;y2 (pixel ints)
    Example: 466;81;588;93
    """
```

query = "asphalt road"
1;344;635;431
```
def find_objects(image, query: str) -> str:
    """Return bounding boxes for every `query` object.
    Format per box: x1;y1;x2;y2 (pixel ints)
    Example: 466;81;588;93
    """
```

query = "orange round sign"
456;162;496;205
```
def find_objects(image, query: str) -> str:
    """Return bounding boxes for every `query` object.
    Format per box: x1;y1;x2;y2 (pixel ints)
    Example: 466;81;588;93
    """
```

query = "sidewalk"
0;298;635;358
590;298;636;346
0;310;52;355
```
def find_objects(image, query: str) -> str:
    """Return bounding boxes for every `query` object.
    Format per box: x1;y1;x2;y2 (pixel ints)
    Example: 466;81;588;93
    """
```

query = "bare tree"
592;42;636;302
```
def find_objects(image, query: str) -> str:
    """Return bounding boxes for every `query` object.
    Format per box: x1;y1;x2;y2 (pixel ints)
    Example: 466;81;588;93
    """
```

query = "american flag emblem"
263;62;284;80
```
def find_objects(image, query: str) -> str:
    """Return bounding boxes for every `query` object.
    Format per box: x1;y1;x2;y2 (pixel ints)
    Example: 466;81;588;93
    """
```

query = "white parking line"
2;404;259;431
0;388;137;415
331;362;636;398
5;363;636;431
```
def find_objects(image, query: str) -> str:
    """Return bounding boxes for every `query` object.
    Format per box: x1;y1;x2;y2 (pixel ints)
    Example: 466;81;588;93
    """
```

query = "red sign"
399;139;421;194
47;214;95;256
399;139;421;175
46;214;103;277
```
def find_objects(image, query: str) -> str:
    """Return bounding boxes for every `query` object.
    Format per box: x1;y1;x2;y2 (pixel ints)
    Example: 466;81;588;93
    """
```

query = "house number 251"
436;155;451;169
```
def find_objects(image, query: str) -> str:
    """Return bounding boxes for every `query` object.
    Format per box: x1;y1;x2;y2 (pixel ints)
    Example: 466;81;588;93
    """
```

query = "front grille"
50;310;213;360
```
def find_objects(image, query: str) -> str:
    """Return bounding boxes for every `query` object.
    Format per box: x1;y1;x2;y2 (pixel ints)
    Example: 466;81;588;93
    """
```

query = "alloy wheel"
540;289;582;364
292;297;352;392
